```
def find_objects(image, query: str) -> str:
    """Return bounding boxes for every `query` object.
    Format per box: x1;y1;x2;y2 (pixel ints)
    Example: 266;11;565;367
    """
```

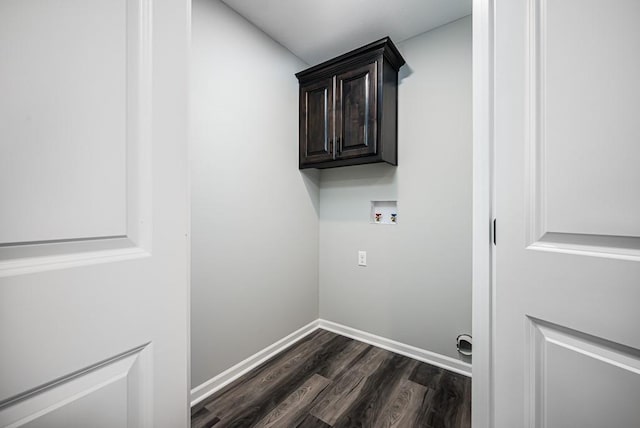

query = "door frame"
183;2;496;423
471;0;495;427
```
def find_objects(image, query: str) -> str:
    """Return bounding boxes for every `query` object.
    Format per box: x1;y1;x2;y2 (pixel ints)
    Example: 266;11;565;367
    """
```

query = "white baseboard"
190;319;320;407
190;318;472;407
318;319;472;377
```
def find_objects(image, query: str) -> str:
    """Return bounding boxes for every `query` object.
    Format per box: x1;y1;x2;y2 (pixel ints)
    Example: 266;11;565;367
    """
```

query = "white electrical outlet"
358;251;367;266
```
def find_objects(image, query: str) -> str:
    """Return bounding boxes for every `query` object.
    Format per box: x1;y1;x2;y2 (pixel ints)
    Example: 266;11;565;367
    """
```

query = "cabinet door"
300;78;334;166
335;61;377;159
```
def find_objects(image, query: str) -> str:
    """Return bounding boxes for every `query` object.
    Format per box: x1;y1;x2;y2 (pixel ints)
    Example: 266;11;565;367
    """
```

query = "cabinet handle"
336;137;341;153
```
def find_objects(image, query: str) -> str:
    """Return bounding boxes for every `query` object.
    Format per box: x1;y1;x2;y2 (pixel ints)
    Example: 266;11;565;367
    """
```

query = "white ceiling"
221;0;472;65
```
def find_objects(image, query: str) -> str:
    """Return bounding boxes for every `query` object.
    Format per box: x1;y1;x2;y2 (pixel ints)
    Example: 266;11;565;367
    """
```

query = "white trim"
0;244;150;278
528;233;640;262
185;0;193;423
189;320;320;407
318;320;472;377
472;0;495;428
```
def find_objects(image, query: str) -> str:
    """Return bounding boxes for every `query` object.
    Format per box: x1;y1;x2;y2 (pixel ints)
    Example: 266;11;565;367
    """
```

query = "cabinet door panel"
300;78;334;165
336;61;377;159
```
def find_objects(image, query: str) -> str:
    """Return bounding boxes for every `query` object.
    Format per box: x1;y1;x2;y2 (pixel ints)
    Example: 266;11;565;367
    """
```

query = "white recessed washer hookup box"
370;201;397;225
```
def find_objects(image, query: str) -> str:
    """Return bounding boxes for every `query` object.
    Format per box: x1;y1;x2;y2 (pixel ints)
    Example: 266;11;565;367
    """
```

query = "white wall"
190;0;319;388
319;16;472;361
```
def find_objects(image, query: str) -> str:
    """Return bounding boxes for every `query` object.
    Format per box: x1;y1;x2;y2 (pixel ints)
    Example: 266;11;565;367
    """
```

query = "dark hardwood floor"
191;329;471;428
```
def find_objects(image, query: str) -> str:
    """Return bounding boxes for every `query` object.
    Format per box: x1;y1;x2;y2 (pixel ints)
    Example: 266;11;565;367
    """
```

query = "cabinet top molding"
295;37;406;82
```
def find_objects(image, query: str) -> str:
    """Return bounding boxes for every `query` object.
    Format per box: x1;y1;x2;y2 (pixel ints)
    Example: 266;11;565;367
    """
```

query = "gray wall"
190;0;319;388
319;16;472;361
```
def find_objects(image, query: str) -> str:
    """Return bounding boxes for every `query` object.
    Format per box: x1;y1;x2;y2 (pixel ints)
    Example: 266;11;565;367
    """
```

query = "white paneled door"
0;0;189;427
494;0;640;427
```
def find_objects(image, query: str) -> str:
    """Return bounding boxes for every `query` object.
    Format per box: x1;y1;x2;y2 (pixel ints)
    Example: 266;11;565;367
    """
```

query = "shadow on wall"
319;163;398;223
300;169;321;216
320;163;397;189
399;62;414;82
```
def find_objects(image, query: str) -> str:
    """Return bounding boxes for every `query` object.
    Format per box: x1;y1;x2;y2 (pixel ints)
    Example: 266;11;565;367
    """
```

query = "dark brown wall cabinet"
296;37;406;169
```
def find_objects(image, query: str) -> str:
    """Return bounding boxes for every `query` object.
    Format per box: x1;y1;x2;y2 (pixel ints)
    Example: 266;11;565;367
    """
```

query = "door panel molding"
0;0;154;276
528;232;640;261
528;317;640;428
0;237;147;277
0;343;153;428
525;0;640;260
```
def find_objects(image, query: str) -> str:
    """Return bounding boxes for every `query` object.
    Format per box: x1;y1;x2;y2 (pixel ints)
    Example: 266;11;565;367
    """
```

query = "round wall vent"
456;334;472;356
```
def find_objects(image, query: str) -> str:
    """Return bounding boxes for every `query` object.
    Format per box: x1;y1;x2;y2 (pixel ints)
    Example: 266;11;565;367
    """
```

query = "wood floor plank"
458;378;471;428
295;414;332;428
191;406;220;428
316;339;370;381
414;370;471;428
209;333;356;426
408;361;444;389
209;329;334;403
204;330;336;416
433;371;471;428
373;379;429;428
330;353;417;427
253;374;331;428
308;346;390;425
